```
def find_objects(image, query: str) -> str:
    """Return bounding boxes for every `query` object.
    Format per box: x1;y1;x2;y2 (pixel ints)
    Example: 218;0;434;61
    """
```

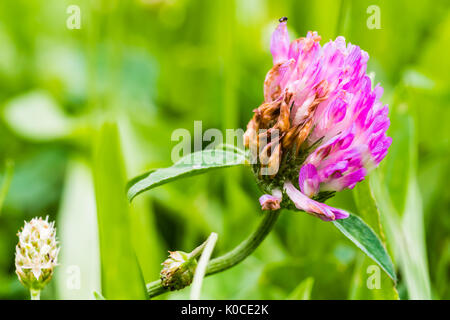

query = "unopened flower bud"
15;216;59;293
259;189;282;210
160;251;196;291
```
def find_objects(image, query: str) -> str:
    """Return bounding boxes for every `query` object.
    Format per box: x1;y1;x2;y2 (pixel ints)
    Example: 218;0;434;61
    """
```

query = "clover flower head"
15;216;59;291
248;18;391;221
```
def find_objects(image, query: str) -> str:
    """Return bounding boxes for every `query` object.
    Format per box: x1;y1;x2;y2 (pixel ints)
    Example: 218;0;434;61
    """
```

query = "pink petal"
284;181;349;221
298;164;320;197
271;19;290;65
259;189;282;211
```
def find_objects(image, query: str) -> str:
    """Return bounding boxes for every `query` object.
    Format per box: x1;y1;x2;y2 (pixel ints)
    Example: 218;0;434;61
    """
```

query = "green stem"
146;210;280;298
30;289;40;300
190;232;218;300
205;210;280;275
188;240;208;260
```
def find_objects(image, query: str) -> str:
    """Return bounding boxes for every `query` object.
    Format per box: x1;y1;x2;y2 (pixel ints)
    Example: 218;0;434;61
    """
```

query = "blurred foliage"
0;0;448;300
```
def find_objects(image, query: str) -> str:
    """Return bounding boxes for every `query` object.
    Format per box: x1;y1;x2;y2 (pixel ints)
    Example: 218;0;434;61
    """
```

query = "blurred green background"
0;0;449;300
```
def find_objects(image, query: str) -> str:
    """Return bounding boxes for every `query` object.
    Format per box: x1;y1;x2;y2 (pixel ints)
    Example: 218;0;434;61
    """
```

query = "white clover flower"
15;216;59;296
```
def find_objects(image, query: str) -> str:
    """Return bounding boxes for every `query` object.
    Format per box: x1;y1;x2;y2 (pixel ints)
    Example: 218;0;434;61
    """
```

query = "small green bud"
15;217;59;293
160;251;197;291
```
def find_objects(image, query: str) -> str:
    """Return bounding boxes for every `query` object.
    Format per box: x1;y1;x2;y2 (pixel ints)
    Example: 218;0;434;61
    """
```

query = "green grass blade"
93;123;148;299
333;213;397;282
56;158;101;299
369;105;432;299
0;160;14;215
129;195;163;282
286;277;314;300
348;253;399;300
93;291;106;300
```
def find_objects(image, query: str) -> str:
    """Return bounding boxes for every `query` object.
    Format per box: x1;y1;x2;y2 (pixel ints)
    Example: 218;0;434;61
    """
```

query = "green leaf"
333;213;397;282
93;123;148;299
56;158;101;299
349;179;398;300
286;277;314;300
353;179;385;238
127;149;246;201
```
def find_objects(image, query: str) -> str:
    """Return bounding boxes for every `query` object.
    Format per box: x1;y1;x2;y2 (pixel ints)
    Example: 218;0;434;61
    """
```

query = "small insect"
279;17;288;23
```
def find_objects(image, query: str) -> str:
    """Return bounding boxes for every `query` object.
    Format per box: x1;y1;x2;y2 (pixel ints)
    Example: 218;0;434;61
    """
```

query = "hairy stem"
146;210;280;298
